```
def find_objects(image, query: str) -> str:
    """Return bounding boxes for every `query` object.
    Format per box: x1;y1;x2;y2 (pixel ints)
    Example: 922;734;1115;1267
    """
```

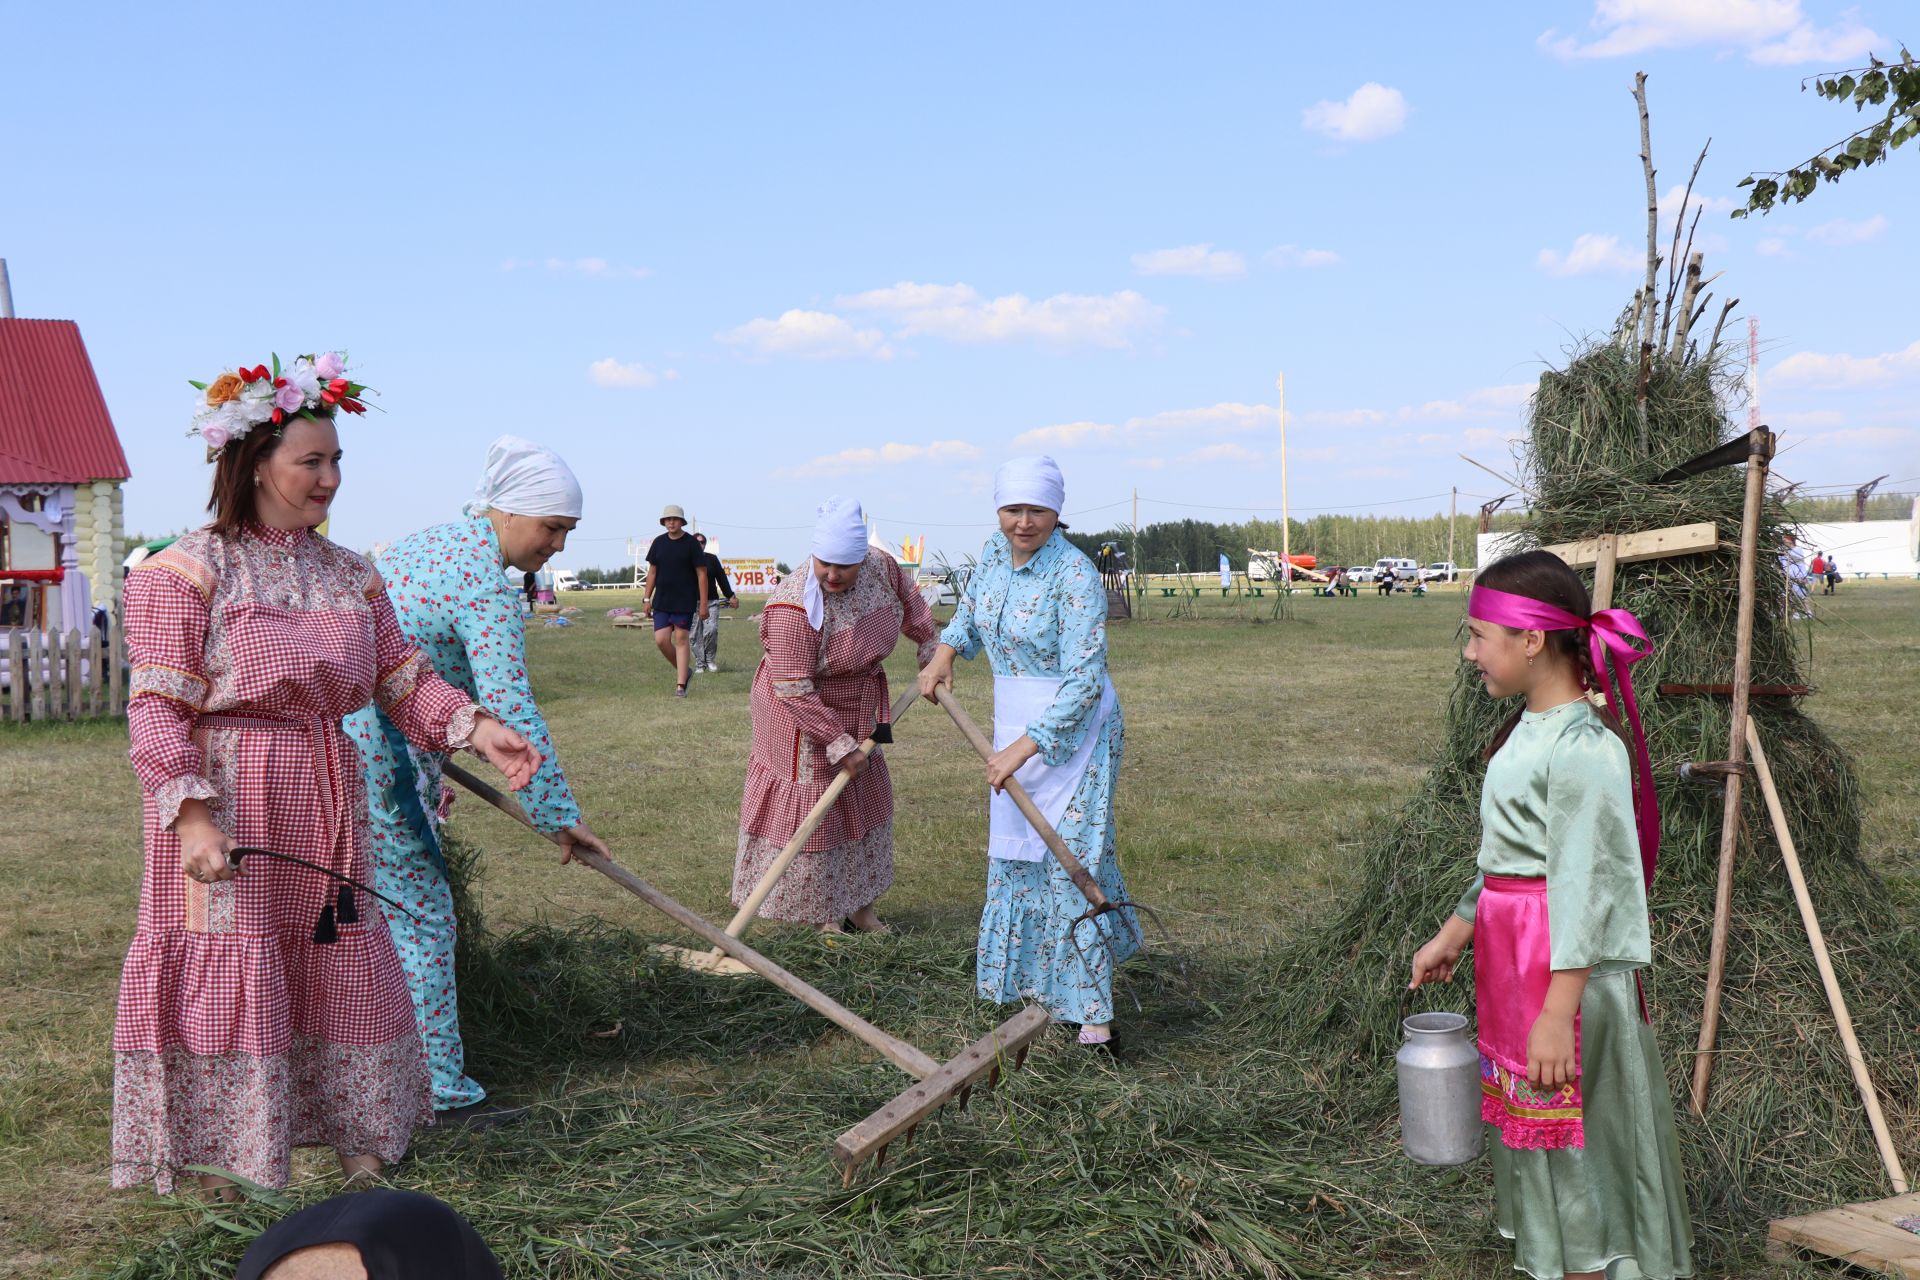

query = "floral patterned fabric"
941;529;1136;1024
115;523;479;1193
343;514;581;1109
732;550;937;924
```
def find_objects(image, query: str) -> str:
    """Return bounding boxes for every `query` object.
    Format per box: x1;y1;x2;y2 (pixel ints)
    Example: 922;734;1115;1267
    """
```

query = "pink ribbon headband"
1468;584;1660;888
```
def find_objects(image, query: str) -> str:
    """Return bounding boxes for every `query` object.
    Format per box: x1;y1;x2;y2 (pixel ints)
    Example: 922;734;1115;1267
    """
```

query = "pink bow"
1468;584;1660;888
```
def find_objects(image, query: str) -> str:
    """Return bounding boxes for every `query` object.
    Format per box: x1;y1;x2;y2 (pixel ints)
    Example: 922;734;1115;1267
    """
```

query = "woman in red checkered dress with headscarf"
114;359;542;1196
731;496;938;932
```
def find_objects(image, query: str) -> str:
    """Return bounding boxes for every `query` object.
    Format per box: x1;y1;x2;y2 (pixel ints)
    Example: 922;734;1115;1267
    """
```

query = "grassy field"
1;581;1915;1277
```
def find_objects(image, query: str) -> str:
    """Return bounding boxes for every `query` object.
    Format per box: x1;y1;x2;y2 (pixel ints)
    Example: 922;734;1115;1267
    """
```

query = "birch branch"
1633;72;1659;451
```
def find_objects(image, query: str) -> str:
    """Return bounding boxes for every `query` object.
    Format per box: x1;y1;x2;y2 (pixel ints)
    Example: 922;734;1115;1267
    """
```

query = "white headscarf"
804;495;869;628
466;435;584;519
993;455;1065;513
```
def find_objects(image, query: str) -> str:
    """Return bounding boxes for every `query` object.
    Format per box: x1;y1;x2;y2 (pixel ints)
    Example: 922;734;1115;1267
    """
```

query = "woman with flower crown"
112;355;544;1197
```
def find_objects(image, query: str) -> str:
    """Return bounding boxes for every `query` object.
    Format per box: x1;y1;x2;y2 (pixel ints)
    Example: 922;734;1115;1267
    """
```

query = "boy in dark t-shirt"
643;505;709;696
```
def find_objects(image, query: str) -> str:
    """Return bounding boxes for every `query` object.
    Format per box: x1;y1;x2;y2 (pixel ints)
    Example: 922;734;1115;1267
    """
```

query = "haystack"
1259;315;1920;1269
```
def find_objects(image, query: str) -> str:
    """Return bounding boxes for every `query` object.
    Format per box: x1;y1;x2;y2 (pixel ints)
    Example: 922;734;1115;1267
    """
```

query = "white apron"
989;673;1118;862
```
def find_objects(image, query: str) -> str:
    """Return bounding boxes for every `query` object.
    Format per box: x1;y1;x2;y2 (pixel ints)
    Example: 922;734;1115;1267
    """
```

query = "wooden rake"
654;684;919;977
932;686;1170;1007
441;760;1051;1184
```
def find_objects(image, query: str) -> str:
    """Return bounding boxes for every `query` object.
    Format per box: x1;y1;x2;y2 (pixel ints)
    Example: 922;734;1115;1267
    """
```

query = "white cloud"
1806;214;1888;245
1768;408;1845;428
502;256;651;280
1179;442;1271;464
1131;244;1246;279
1660;185;1736;225
778;439;982;480
718;310;894;361
1300;383;1534;430
1770;338;1920;388
1799;425;1914;448
1264;244;1344;269
1011;421;1120;451
1756;236;1791;257
1013;402;1277;452
1536;233;1641;276
1749;12;1882;64
588;358;676;389
1018;385;1532;461
1301;83;1408;142
836;282;1163;349
1541;0;1881;64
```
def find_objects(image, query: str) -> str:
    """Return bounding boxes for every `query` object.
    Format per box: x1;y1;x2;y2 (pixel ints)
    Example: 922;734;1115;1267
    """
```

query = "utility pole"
1130;486;1139;582
1277;373;1291;587
0;259;13;318
1854;475;1888;522
1448;486;1458;571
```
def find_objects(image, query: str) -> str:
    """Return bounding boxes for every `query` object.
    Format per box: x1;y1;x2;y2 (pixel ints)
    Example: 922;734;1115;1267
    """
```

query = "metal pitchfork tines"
931;687;1173;1009
440;760;1051;1185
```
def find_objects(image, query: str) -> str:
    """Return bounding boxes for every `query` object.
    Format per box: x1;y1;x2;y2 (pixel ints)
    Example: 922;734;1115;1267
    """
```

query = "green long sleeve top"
1454;699;1652;975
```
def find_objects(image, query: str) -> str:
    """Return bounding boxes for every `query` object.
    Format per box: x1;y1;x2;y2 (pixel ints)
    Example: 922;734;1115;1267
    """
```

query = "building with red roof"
0;316;132;632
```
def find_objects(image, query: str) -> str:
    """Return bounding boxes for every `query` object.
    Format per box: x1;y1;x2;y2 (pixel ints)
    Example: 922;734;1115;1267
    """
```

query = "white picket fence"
1;627;126;721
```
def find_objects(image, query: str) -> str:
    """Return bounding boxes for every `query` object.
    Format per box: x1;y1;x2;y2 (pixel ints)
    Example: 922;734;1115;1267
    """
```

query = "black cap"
235;1190;502;1280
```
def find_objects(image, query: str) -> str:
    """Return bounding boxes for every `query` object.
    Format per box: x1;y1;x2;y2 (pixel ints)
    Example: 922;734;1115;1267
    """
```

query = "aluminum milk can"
1397;1012;1484;1165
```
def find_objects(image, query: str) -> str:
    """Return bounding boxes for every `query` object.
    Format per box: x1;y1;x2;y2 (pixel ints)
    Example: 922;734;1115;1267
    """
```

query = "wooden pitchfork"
654;684;919;977
932;686;1169;1005
441;760;1050;1184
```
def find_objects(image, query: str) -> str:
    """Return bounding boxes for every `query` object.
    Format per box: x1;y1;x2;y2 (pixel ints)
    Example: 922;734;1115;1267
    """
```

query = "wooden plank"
833;1004;1053;1176
1590;534;1620;611
65;628;83;721
5;631;22;722
87;630;102;717
1540;521;1718;570
1659;683;1809;698
110;628;125;716
27;631;45;722
1855;1193;1920;1217
1769;1206;1920;1276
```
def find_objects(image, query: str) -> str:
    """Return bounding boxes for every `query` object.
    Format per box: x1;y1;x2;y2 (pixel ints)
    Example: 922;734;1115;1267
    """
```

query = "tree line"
1063;511;1525;574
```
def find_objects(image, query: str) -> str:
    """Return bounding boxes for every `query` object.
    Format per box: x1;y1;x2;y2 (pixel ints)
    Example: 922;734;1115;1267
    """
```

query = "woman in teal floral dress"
920;456;1135;1049
344;436;608;1116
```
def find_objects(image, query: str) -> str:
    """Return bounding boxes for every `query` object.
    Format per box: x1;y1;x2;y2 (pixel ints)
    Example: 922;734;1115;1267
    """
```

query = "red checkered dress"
111;523;479;1194
731;550;938;923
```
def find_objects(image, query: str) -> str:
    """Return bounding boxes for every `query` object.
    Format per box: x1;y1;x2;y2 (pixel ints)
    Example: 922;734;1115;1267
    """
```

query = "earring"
253;474;262;485
1527;654;1535;666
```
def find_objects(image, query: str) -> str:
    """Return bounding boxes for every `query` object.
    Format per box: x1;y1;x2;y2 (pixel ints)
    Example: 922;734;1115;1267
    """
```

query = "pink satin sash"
1475;875;1584;1151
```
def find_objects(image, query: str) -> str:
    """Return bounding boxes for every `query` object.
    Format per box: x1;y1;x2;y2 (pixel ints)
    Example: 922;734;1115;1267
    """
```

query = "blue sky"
6;1;1916;568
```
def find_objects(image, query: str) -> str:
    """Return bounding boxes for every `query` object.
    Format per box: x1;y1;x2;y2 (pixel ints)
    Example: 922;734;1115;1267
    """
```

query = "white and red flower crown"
188;352;372;455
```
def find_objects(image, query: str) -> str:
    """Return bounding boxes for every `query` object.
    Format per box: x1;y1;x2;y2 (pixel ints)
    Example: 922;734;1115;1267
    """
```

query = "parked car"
1420;561;1460;583
1346;564;1376;583
1373;557;1419;582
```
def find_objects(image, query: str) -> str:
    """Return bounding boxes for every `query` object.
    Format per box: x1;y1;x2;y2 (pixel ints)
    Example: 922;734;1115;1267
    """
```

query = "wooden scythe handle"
441;760;940;1080
712;682;920;957
931;686;1108;911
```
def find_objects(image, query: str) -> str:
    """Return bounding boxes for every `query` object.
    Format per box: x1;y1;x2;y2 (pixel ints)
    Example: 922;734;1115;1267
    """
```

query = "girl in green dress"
1410;550;1693;1280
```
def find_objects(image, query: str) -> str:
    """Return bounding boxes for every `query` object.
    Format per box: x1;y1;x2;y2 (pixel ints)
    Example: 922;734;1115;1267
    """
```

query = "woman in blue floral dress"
919;456;1135;1049
344;436;608;1116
